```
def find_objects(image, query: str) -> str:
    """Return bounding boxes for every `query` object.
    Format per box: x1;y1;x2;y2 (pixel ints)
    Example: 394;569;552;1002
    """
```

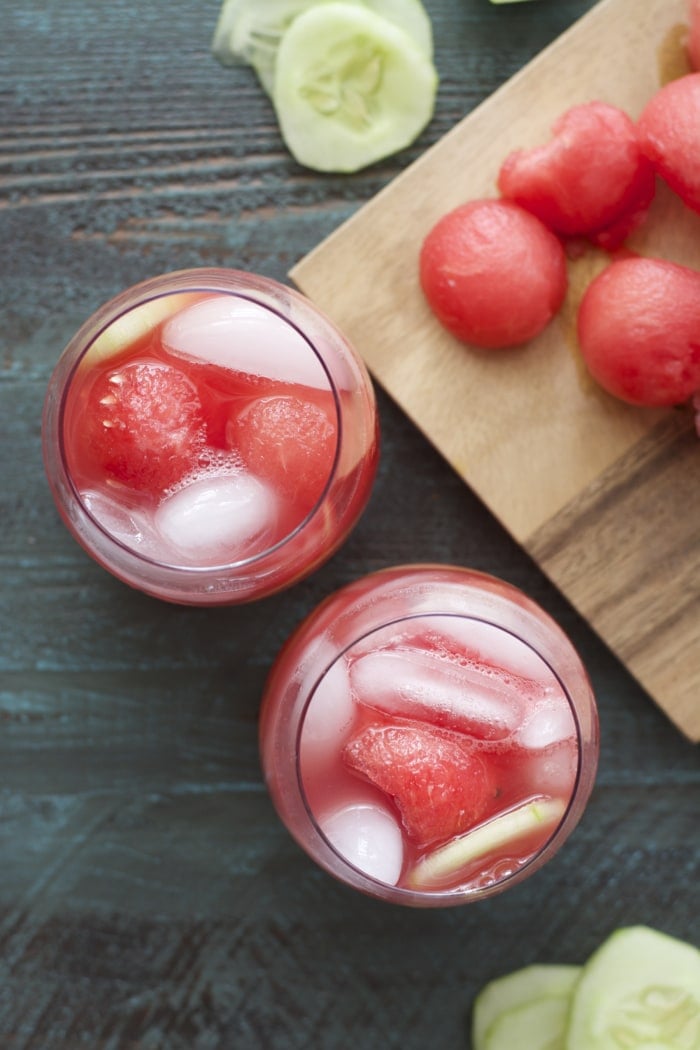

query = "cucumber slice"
212;0;433;97
272;3;437;173
213;0;332;83
485;996;571;1050
566;926;700;1050
407;797;566;891
473;965;581;1050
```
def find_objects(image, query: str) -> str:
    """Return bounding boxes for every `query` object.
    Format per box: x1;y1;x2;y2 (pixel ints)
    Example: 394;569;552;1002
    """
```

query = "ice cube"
418;616;558;688
82;488;161;557
519;742;578;801
299;657;355;771
320;802;404;885
350;648;522;740
162;295;329;389
516;697;576;751
154;471;278;565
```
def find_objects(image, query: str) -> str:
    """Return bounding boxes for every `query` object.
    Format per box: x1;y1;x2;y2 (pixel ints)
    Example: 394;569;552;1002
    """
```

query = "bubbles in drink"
162;295;329;389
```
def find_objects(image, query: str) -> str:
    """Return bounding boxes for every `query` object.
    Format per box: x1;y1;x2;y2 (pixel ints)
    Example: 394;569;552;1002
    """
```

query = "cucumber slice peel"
566;926;700;1050
473;964;581;1050
272;3;437;173
407;797;566;890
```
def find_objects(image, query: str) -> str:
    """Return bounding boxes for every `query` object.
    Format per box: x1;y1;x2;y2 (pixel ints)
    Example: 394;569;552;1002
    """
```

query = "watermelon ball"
85;361;206;494
577;257;700;407
229;392;337;515
497;102;656;250
637;73;700;216
419;199;567;349
343;721;497;847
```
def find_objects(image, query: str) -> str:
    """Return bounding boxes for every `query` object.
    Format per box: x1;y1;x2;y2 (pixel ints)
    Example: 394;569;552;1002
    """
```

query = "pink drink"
42;269;378;604
260;565;599;906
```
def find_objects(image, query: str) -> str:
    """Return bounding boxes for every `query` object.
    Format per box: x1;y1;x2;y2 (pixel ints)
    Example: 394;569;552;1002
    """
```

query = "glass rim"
55;274;345;574
294;609;585;904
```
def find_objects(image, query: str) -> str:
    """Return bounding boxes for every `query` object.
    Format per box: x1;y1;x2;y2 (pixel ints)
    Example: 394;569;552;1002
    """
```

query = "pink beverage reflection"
260;565;599;906
43;269;378;604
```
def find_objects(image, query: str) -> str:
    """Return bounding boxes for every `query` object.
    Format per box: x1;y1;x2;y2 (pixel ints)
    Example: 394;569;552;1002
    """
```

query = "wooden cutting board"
290;0;700;741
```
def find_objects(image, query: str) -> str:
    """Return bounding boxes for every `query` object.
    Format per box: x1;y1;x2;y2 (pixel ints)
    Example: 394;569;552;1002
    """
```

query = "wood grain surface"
291;0;700;741
1;2;698;1049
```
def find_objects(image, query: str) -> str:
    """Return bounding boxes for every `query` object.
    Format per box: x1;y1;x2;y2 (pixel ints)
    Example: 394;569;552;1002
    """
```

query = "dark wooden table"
2;1;698;1047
